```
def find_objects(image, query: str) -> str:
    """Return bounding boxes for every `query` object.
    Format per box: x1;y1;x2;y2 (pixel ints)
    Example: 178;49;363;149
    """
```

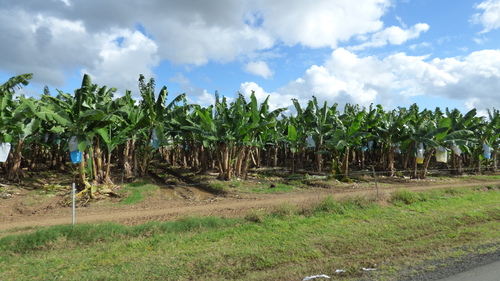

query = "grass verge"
0;187;499;280
118;180;158;205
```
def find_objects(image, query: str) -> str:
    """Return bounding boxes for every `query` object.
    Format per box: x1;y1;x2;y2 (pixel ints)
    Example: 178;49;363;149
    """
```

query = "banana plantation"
1;73;500;189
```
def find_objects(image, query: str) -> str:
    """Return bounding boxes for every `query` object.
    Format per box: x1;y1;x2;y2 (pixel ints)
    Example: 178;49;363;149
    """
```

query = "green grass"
118;180;158;205
0;187;499;280
0;217;240;254
469;174;500;180
390;189;428;205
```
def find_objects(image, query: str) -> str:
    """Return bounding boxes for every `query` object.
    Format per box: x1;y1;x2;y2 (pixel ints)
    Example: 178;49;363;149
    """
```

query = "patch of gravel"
396;243;500;281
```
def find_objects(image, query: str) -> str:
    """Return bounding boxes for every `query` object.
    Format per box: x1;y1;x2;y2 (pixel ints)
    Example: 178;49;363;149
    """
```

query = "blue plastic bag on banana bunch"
150;128;160;149
368;140;374;150
69;136;82;164
483;143;492;159
394;143;401;154
307;136;316;149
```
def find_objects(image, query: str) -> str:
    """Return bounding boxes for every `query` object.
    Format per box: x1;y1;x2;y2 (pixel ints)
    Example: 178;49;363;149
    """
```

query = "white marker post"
72;182;76;226
372;166;378;200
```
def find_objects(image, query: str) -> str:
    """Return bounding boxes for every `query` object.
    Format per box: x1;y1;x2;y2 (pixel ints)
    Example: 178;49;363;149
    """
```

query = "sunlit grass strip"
0;217;241;254
0;187;499;281
118;180;158;205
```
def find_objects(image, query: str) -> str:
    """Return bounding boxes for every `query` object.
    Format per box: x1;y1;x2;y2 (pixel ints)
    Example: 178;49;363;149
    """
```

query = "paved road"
437;260;500;281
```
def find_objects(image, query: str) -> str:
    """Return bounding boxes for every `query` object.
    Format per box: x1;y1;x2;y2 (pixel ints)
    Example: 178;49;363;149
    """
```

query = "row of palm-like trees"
1;73;499;188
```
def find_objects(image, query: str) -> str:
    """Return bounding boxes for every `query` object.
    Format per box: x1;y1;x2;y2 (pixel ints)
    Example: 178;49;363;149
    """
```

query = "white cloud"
190;90;216;108
0;0;394;70
239;82;296;112
149;19;274;65
0;7;160;94
472;0;500;33
350;23;429;50
170;72;217;107
0;0;398;95
2;0;499;116
243;61;274;79
59;0;71;6
243;48;500;112
409;42;432;51
279;49;388;107
0;9;97;87
83;29;159;94
256;0;390;48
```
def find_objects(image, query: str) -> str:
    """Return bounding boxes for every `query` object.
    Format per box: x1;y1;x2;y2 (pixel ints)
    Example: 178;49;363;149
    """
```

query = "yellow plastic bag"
416;147;424;164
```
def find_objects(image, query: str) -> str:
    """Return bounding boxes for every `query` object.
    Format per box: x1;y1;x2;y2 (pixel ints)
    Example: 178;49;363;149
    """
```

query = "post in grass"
72;182;76;227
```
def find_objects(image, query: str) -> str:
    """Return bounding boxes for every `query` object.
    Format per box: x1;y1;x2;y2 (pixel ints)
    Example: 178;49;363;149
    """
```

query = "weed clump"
312;196;337;213
304;195;376;216
271;203;300;218
245;209;266;223
390;189;426;205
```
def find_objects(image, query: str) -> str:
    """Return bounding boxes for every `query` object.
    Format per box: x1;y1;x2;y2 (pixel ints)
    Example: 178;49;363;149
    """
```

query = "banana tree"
284;122;301;174
42;74;122;188
249;94;286;170
325;105;368;180
288;99;314;171
486;109;500;171
444;108;477;174
371;106;412;176
184;99;236;180
14;94;75;176
305;97;337;172
184;92;282;180
135;74;186;176
0;74;33;150
92;91;138;184
471;109;500;174
5;97;41;181
237;93;285;178
0;74;34;180
400;107;452;179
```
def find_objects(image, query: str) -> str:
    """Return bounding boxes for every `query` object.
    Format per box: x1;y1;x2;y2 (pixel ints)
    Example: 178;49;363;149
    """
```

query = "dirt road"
1;178;499;233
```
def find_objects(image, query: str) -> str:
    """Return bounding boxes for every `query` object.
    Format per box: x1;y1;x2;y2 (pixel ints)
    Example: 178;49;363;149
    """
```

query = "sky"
1;0;500;115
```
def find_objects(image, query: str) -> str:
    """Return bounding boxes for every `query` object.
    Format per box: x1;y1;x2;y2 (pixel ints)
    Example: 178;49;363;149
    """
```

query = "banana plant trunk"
217;142;231;180
93;137;104;183
387;146;396;177
273;143;279;167
451;150;463;174
239;146;252;180
234;146;245;178
140;129;153;176
341;146;350;180
199;145;209;173
419;147;435;179
123;139;133;178
491;150;497;172
477;149;482;175
316;145;323;172
103;150;113;185
7;138;23;182
77;151;86;190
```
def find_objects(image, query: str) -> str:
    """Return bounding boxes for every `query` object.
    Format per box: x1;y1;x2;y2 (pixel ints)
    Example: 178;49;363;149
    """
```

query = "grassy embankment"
0;185;499;280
